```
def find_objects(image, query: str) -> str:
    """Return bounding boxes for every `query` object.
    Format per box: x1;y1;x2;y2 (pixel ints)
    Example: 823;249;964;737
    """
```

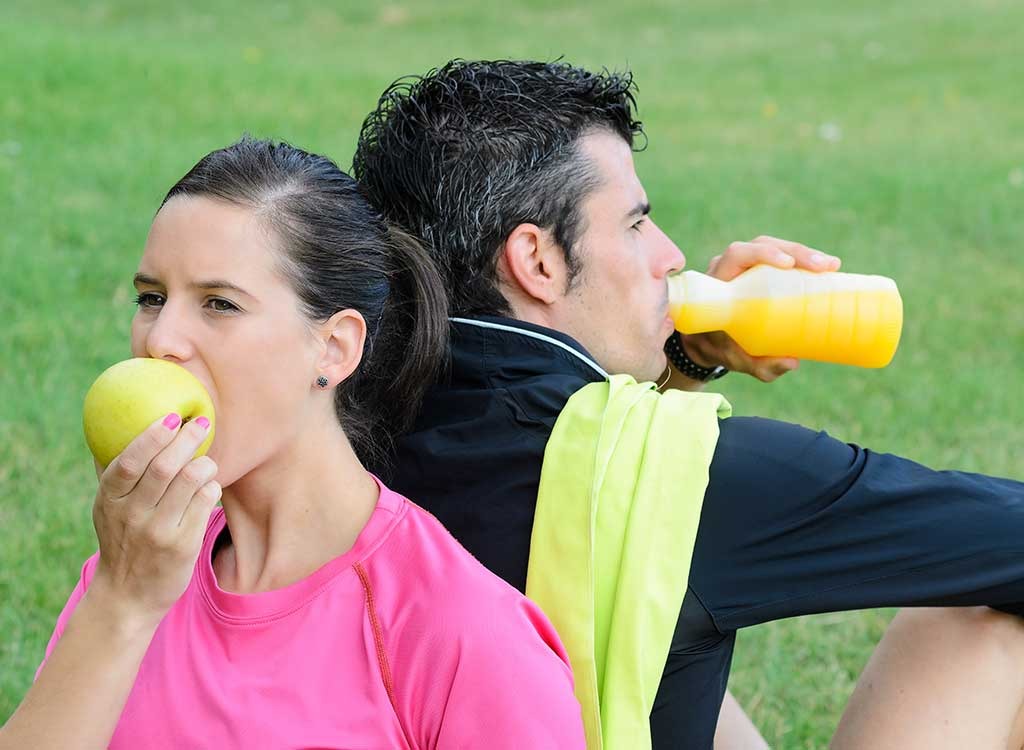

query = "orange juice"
667;266;903;367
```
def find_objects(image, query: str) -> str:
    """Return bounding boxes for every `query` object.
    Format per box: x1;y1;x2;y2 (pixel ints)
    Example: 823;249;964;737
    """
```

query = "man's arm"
690;415;1024;629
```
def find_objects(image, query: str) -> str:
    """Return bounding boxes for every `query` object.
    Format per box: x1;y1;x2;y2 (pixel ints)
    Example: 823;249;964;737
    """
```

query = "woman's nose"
143;304;194;363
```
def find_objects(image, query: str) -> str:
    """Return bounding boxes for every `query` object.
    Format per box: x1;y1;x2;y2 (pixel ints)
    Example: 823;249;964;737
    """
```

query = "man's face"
556;130;686;381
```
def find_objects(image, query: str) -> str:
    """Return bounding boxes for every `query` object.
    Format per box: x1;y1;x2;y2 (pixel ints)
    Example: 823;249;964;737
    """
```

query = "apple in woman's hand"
83;358;216;468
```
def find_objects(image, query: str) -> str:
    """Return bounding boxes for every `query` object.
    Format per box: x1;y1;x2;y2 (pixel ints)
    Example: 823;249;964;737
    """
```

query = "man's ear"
315;309;367;388
498;222;569;305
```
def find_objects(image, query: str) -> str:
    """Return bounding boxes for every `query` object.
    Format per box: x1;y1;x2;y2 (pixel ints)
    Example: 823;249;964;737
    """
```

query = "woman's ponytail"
354;224;449;467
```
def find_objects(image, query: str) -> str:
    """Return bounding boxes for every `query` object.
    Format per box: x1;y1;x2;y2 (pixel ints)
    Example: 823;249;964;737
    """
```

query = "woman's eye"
631;218;647;232
134;292;164;308
207;298;239;313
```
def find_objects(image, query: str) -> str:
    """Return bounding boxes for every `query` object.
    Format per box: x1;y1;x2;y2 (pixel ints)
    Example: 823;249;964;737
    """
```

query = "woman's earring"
316;375;329;389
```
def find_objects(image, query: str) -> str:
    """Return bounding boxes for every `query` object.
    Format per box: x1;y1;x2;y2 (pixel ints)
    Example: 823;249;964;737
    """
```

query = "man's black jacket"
384;316;1024;627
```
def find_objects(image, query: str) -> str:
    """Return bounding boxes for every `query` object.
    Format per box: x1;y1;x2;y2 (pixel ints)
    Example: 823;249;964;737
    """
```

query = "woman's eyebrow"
133;272;162;288
189;279;253;297
132;273;252;298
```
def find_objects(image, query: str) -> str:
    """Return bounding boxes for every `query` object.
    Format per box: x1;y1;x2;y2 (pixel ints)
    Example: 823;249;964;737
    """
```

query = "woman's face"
130;195;329;485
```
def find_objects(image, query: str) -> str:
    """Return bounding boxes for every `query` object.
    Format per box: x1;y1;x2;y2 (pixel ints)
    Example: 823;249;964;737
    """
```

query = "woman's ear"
316;309;367;388
498;223;570;306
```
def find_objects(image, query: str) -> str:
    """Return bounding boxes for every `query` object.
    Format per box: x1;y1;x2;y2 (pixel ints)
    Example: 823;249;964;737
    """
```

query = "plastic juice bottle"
667;265;903;367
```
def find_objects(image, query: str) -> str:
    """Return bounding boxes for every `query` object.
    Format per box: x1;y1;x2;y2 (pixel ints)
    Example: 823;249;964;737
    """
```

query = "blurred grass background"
1;0;1022;745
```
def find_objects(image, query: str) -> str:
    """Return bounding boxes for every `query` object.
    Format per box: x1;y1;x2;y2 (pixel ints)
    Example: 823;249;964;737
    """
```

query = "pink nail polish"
194;416;211;431
163;413;182;430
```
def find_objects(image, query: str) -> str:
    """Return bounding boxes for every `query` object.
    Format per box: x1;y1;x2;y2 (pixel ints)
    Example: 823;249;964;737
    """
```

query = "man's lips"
660;296;674;332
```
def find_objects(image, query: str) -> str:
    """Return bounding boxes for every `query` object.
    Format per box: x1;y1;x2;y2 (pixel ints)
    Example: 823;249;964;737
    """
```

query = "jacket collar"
449;315;609;384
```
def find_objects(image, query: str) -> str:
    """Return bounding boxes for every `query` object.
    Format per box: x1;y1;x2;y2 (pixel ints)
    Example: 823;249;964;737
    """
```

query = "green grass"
2;0;1023;745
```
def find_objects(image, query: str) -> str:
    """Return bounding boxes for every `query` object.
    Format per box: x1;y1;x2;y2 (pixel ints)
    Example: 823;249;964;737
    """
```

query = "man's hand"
681;235;841;383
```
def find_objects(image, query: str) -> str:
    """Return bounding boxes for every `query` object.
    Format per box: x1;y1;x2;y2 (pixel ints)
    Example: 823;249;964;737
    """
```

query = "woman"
0;138;585;749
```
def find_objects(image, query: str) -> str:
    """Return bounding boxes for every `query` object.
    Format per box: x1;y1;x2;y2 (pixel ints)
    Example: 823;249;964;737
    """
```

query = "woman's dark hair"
162;137;448;468
352;58;645;317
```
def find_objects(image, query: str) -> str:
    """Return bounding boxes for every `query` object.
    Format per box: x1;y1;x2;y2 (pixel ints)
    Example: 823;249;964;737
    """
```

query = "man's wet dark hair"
352;59;645;317
163;137;448;467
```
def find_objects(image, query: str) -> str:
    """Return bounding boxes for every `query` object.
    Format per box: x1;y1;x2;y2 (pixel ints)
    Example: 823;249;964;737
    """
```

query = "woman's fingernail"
163;413;182;430
776;253;795;265
811;253;828;266
194;416;211;431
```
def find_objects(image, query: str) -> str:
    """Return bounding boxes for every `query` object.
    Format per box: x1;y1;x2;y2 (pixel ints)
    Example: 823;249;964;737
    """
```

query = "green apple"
83;358;216;468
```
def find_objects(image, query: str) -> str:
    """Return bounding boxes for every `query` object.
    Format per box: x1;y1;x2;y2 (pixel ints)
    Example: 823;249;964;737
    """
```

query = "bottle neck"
668;271;733;333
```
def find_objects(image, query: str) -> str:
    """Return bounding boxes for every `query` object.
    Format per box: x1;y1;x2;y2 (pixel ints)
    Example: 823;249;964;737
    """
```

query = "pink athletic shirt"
38;477;585;749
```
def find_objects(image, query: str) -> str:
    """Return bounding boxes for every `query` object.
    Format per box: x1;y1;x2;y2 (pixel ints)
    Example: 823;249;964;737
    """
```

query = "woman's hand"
0;413;221;750
682;235;842;383
89;412;221;627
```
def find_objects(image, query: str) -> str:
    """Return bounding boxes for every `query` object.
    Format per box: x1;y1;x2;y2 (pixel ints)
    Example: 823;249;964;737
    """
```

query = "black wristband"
664;332;729;382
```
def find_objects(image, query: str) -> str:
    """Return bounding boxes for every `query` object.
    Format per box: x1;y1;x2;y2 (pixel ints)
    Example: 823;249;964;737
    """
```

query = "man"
354;59;1024;748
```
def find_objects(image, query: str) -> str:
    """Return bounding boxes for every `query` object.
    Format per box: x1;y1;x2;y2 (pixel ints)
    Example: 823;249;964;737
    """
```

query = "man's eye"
134;292;164;308
207;298;239;313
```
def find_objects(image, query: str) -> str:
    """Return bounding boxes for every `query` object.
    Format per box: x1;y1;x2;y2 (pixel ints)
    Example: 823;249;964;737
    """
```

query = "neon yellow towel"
526;374;730;750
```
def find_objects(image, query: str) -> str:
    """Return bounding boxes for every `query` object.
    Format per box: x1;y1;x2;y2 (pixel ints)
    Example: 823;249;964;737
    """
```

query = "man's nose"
653;222;685;275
